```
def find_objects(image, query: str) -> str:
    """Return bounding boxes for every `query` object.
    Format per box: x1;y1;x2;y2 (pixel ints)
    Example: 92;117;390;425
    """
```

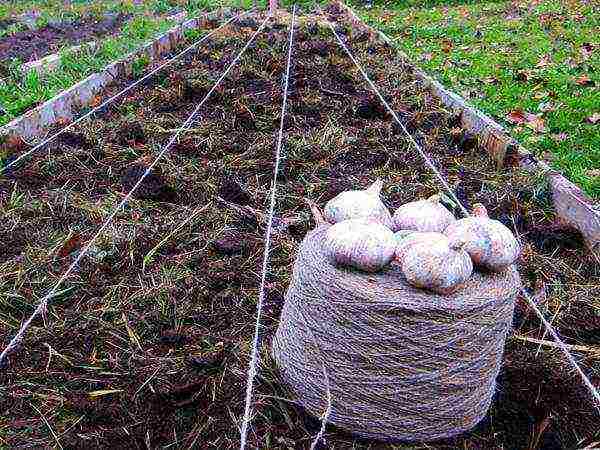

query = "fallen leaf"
581;42;594;59
57;234;82;259
536;54;552;68
516;70;531;82
506;109;546;132
527;115;546;133
482;76;498;84
552;133;568;142
538;101;555;113
441;39;453;53
506;109;527;124
422;53;434;61
533;91;549;99
586;113;600;124
90;95;102;107
588;169;600;178
575;74;594;86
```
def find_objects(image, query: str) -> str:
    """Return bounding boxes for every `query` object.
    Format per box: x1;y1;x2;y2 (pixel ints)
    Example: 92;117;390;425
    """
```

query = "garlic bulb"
323;180;393;228
392;195;455;233
323;218;396;273
394;231;450;265
444;203;520;272
400;236;473;294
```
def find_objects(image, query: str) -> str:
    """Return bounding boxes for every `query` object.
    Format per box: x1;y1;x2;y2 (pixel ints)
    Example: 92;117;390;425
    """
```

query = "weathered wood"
332;0;600;254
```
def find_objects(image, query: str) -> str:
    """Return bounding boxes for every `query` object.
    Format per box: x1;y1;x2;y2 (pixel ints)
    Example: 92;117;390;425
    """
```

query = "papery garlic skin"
401;238;473;294
392;195;455;233
323;180;393;228
323;218;396;273
444;204;520;272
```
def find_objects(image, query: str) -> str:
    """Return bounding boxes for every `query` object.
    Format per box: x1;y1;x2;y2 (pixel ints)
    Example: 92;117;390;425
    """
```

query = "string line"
323;5;600;412
239;6;297;449
0;10;250;175
0;13;271;368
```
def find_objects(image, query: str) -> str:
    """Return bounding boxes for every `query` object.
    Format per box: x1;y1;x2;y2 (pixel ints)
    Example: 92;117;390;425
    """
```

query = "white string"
323;7;600;412
0;13;271;368
326;19;470;218
239;6;297;449
0;10;251;175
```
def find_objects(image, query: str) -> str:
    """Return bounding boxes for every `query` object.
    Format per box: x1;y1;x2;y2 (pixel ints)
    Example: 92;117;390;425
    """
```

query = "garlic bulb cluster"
444;203;520;272
324;180;393;228
323;218;396;273
397;232;473;294
392;195;455;233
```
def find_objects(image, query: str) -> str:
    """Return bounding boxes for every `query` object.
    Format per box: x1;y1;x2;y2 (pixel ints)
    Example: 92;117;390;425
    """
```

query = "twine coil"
272;225;521;442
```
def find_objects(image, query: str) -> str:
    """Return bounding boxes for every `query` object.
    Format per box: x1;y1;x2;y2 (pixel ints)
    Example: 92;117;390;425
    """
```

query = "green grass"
349;0;600;197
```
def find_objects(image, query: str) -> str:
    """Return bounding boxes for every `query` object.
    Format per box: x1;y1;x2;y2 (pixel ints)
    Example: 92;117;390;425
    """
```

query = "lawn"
348;0;600;197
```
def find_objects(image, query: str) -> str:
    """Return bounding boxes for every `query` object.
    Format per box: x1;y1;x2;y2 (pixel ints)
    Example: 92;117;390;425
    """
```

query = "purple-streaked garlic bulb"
323;179;393;228
392;195;455;233
323;218;396;273
444;203;520;272
400;235;473;294
394;231;450;265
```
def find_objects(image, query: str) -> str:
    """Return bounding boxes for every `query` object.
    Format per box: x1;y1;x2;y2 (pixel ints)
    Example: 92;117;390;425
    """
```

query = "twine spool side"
272;225;521;442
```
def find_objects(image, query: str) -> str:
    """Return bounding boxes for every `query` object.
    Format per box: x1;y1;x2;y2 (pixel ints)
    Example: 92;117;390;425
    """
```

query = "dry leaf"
575;74;594;86
588;169;600;178
581;42;594;59
506;109;527;124
90;95;102;107
526;115;546;133
552;133;568;142
422;53;434;61
586;113;600;124
536;54;552;68
506;109;546;132
441;39;453;53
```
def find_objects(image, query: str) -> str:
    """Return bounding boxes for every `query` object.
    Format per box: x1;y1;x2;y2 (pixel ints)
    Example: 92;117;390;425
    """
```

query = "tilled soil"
0;13;129;64
0;8;598;449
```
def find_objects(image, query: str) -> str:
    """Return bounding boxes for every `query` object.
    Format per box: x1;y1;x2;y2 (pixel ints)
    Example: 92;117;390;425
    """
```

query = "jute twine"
272;225;521;442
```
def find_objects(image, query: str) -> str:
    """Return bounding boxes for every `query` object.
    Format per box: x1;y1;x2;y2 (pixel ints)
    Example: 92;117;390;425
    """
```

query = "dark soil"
0;13;129;64
0;9;598;450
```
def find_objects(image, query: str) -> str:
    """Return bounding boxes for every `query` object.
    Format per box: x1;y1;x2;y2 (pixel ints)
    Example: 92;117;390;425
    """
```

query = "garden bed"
0;7;598;449
0;13;129;65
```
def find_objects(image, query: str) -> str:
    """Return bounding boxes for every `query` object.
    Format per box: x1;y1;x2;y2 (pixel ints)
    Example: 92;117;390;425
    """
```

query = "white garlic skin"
392;195;455;233
394;231;449;265
401;237;473;294
323;218;396;273
323;179;393;228
444;204;520;272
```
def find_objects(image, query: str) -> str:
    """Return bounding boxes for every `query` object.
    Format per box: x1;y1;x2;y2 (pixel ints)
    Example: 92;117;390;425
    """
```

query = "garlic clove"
392;195;456;233
323;218;396;273
323;180;393;228
444;204;520;272
400;237;473;295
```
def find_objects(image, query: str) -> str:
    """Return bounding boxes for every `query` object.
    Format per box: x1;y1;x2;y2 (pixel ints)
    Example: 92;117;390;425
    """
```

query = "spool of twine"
272;225;521;442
